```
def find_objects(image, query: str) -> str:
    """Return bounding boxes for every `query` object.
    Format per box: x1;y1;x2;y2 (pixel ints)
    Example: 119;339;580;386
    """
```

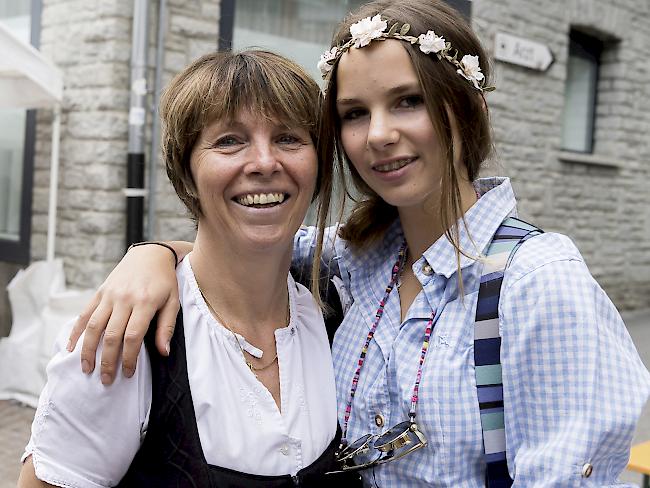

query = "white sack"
0;259;94;407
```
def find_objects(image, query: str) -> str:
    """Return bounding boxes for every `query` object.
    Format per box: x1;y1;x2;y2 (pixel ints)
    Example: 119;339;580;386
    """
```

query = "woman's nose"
366;113;399;150
246;142;281;176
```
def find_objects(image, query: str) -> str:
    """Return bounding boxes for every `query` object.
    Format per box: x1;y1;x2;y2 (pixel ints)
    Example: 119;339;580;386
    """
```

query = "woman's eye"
398;95;424;109
341;108;367;121
213;135;241;148
277;134;302;145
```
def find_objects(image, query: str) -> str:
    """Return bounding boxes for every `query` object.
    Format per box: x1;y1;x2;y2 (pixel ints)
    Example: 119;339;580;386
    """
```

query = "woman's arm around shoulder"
67;241;191;385
498;232;650;486
66;225;344;387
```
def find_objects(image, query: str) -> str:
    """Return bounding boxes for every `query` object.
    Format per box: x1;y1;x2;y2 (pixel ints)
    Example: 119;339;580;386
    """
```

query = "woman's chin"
234;226;296;254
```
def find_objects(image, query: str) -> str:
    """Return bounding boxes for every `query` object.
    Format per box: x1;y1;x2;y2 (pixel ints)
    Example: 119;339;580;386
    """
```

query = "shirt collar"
422;177;516;278
342;177;516;279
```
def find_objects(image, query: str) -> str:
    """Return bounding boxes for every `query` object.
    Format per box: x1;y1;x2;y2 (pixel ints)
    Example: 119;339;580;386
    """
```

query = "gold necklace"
196;284;282;378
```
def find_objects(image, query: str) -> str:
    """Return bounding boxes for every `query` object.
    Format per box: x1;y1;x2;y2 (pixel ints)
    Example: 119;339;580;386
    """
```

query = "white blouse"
24;255;338;488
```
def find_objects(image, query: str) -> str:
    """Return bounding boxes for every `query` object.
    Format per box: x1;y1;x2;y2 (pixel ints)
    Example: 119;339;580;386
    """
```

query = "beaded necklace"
340;241;437;446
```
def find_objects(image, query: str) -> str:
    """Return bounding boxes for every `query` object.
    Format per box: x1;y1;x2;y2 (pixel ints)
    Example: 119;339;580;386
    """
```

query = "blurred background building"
1;0;649;336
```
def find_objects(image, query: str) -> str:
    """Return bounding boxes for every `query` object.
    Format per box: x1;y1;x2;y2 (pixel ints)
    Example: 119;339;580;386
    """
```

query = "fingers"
121;305;158;378
68;292;101;352
97;304;133;385
155;293;180;357
79;301;113;374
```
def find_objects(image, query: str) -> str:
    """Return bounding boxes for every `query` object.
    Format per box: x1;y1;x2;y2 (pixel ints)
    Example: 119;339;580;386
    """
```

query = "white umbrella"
0;22;63;260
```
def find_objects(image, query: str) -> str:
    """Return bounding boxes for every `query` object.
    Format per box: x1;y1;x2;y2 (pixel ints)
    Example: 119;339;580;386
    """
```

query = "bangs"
200;51;320;135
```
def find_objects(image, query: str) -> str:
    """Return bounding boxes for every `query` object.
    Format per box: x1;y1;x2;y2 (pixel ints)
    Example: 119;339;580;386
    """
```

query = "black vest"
117;310;360;488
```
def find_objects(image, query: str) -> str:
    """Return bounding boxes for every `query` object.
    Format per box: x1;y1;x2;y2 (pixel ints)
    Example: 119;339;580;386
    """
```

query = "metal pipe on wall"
146;0;167;240
125;0;150;248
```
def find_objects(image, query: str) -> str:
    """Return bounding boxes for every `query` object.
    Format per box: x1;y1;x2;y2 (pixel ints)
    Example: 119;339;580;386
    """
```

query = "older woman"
19;50;359;487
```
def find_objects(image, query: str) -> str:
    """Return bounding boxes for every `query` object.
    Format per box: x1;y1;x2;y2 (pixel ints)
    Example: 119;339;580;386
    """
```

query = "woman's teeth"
237;193;286;207
375;158;413;172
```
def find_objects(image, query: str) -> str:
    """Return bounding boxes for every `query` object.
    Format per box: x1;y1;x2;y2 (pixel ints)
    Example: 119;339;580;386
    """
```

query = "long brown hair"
311;0;493;294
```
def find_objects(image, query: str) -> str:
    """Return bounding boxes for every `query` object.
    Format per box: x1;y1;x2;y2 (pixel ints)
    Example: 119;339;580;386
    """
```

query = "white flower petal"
350;14;387;49
418;31;446;54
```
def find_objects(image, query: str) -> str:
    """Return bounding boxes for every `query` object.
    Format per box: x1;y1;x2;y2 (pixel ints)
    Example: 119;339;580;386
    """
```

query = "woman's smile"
190;110;317;251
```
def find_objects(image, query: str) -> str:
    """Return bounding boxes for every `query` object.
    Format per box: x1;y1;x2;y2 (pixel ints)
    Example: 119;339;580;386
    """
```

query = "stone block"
188;38;218;61
76;211;125;235
60;162;126;191
61;139;129;166
155;216;196;242
64;87;130;112
63;189;125;212
66;111;128;140
64;63;130;89
164;50;189;73
170;15;218;38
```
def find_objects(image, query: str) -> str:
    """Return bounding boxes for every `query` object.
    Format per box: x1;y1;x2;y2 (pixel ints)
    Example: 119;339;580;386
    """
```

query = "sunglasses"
328;421;427;473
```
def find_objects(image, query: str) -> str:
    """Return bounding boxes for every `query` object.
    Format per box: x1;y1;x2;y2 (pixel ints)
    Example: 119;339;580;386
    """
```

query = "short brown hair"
160;50;322;219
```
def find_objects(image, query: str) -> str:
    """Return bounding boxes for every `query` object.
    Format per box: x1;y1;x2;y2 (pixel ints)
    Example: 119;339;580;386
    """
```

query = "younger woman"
67;1;650;486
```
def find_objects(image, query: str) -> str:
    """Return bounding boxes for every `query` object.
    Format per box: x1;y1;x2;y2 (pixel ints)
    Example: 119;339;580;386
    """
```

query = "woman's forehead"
335;40;420;100
203;109;306;133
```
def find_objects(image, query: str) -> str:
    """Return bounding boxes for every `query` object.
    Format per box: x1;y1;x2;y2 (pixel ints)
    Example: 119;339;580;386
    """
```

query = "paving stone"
0;400;35;488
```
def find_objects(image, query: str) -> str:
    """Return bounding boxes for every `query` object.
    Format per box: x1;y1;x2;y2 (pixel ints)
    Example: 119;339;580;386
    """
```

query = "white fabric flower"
457;54;485;89
418;31;446;54
317;47;338;77
349;15;387;48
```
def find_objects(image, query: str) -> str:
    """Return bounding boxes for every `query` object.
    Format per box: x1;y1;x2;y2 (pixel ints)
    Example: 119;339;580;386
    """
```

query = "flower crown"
318;14;495;92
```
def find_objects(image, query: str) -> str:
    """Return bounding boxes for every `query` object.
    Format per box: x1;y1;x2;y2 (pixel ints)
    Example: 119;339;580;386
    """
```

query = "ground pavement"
1;309;650;487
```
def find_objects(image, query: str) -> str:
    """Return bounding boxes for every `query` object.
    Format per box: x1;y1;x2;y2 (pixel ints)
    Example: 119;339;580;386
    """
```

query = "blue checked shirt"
294;177;650;487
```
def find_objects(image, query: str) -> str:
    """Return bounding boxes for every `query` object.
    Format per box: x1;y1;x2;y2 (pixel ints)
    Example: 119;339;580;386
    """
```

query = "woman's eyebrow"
336;83;422;107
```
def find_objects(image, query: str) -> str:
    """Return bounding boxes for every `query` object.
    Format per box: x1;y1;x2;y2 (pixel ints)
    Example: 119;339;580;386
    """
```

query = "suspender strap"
474;217;543;487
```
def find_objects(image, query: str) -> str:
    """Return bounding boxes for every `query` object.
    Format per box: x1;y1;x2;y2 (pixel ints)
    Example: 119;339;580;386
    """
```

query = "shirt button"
280;445;289;456
581;463;593;478
422;263;433;276
374;414;385;428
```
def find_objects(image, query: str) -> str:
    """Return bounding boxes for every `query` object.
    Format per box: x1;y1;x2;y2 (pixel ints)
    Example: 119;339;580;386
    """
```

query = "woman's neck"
189;227;292;338
398;179;478;261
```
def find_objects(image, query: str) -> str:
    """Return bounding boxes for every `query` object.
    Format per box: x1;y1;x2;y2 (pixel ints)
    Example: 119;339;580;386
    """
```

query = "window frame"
0;0;41;264
561;29;603;154
217;0;472;50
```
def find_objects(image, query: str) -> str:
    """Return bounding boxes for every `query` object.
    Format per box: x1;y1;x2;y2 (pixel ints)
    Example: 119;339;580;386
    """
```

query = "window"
221;0;367;84
561;30;603;153
0;0;39;263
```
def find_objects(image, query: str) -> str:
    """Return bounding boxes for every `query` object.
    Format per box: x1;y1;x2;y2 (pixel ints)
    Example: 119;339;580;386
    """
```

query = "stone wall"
473;0;650;310
31;0;133;289
30;0;220;291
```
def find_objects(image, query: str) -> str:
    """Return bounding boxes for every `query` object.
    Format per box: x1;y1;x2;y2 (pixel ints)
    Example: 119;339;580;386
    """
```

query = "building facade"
0;0;649;335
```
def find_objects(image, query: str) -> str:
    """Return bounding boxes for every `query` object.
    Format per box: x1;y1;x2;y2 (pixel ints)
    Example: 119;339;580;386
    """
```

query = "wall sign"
495;32;554;71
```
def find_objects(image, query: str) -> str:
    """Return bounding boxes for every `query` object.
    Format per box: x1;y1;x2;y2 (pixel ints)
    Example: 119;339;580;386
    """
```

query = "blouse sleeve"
499;232;650;486
292;224;349;288
23;320;152;488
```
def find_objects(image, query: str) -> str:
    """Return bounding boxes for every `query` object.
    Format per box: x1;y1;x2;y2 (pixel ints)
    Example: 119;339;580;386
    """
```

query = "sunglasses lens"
374;421;412;451
337;434;374;462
